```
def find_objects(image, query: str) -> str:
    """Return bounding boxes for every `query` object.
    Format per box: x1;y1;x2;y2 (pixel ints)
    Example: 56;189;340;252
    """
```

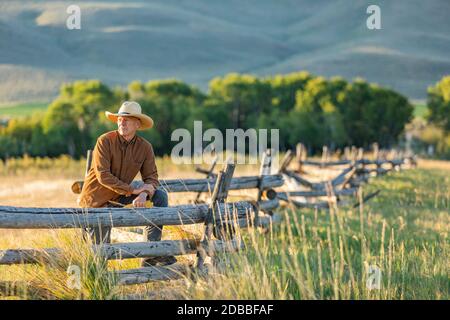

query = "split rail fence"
0;143;416;296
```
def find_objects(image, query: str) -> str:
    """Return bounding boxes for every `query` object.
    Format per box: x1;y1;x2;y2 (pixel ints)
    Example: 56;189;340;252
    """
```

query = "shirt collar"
117;131;137;147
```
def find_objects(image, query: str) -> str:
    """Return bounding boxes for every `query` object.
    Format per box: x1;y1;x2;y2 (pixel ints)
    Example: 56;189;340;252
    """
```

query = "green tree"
52;80;120;155
427;76;450;132
0;113;48;157
268;71;313;113
42;102;81;157
337;79;413;147
294;77;348;150
209;73;272;129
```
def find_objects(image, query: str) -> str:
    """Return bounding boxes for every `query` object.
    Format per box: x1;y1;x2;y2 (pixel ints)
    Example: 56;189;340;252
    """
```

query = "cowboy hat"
105;101;153;130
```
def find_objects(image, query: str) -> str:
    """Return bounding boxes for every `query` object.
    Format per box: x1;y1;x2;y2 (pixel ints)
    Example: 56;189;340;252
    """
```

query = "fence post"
296;143;305;173
196;161;235;272
321;146;328;168
278;149;294;174
194;155;218;204
372;143;379;161
344;146;350;160
254;149;272;225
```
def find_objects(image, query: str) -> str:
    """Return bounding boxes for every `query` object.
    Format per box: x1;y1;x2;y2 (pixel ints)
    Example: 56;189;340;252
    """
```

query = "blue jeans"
85;189;169;244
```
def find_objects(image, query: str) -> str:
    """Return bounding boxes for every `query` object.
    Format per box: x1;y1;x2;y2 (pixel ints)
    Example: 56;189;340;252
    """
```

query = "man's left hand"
133;192;148;208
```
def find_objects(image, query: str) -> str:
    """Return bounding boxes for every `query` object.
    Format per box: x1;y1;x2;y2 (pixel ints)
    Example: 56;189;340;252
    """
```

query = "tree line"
0;71;416;159
423;76;450;157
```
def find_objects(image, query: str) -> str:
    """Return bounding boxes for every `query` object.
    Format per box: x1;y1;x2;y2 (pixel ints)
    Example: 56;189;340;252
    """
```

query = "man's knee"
152;189;168;207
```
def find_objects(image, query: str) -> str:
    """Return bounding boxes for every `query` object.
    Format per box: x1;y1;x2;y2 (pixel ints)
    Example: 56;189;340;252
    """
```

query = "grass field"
413;103;429;119
0;157;448;299
0;102;48;119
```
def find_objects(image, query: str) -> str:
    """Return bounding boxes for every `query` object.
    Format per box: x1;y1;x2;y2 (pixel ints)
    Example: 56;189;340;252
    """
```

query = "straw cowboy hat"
105;101;154;130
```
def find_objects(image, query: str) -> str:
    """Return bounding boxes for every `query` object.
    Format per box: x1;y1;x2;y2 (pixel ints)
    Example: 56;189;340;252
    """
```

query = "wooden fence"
0;144;415;295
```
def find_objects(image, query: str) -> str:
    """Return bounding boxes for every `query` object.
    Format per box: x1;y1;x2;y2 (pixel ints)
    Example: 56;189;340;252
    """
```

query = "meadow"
0;156;448;300
0;102;48;119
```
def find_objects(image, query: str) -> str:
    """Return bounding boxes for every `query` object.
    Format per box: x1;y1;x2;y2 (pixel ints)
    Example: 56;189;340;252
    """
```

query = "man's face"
117;116;141;137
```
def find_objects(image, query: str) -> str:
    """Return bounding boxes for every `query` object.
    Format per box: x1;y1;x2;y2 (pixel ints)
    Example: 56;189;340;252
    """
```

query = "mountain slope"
0;0;449;104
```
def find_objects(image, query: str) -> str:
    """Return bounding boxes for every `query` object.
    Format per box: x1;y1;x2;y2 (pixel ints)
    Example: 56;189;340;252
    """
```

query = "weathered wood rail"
0;200;278;229
71;175;284;194
276;143;414;209
0;239;246;266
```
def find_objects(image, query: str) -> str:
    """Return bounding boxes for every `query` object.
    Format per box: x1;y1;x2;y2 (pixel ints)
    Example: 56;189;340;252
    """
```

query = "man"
78;101;176;266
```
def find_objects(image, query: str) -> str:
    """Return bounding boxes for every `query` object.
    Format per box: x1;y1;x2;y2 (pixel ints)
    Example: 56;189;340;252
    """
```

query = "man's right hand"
132;183;155;196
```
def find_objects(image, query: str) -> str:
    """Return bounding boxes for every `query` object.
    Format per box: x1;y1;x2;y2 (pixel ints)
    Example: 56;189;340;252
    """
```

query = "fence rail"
0;199;279;229
71;175;284;194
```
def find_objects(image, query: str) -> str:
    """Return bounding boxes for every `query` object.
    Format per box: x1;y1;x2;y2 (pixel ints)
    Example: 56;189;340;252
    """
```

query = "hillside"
0;0;449;104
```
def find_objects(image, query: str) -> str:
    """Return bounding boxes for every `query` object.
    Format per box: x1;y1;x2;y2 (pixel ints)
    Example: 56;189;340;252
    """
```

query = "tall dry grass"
0;156;448;299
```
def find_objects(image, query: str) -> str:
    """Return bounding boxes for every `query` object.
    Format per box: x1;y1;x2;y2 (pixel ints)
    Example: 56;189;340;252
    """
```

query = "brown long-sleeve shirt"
78;130;159;208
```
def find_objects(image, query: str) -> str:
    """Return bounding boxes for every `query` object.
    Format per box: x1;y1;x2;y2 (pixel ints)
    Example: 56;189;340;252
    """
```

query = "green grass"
0;166;448;299
0;102;48;118
413;103;428;119
180;168;449;300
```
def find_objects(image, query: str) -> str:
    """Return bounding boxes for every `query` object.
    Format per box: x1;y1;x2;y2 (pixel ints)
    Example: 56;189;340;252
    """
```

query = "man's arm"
93;136;134;196
140;143;159;197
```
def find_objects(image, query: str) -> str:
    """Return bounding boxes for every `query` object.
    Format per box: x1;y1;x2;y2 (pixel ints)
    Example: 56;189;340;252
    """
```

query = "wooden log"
0;241;197;265
0;247;60;265
277;188;358;198
0;238;248;265
302;159;352;167
359;158;404;166
0;199;280;229
253;198;279;212
296;143;304;173
0;200;265;229
284;166;354;191
116;262;192;285
352;190;381;208
356;167;389;176
283;197;351;209
116;238;244;285
329;166;355;188
71;174;284;195
287;199;333;209
321;146;329;166
262;188;277;200
283;170;314;189
198;162;235;269
195;167;217;177
0;210;280;266
340;167;357;189
236;213;281;229
372;143;379;161
0;239;277;287
254;150;272;226
300;158;405;168
278;150;295;173
194;158;218;203
97;240;198;260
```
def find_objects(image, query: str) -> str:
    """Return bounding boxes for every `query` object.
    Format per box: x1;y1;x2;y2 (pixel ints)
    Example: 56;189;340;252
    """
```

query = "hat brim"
105;112;154;130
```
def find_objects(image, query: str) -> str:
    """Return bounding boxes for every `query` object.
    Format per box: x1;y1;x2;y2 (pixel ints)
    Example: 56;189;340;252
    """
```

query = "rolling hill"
0;0;449;105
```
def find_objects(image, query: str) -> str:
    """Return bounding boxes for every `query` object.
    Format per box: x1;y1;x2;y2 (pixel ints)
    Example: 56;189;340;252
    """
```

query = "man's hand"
132;183;155;196
132;192;148;208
